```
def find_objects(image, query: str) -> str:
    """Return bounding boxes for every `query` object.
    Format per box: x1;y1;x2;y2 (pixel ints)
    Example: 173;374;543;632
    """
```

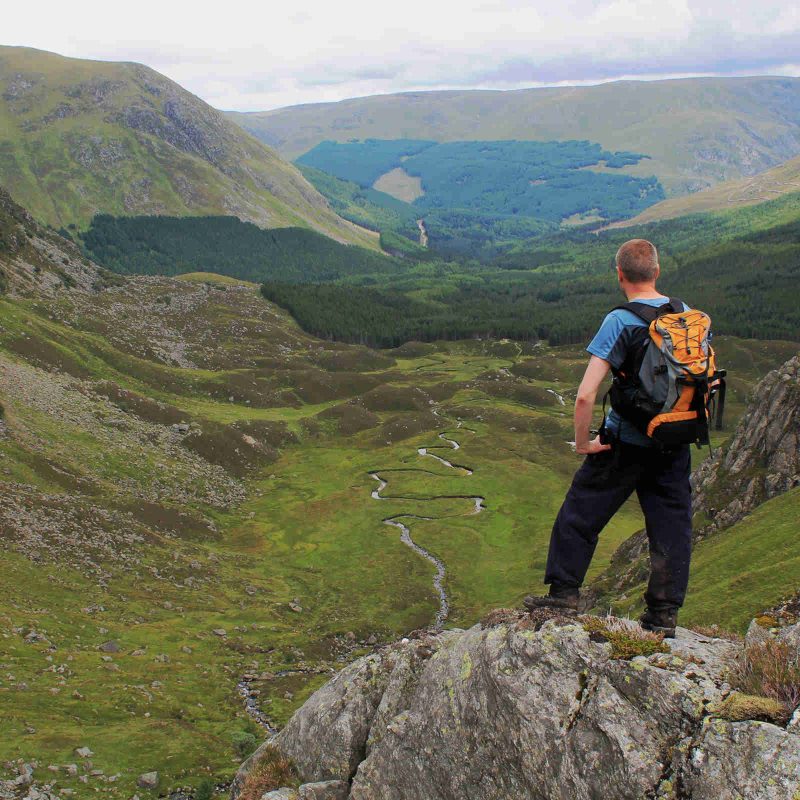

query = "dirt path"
369;415;484;629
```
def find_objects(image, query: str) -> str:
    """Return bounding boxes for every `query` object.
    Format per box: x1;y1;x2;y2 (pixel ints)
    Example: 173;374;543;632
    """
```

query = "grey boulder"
234;613;800;800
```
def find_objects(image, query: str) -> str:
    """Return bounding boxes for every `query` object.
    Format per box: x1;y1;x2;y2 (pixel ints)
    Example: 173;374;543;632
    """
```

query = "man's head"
615;239;659;287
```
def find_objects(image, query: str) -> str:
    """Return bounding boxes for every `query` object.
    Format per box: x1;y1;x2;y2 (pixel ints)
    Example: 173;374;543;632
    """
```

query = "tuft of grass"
711;692;790;725
195;778;215;800
731;638;800;716
581;615;669;660
237;746;299;800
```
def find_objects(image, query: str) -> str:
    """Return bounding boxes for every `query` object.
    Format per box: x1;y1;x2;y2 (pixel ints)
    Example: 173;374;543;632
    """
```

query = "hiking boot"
640;608;678;638
523;588;579;613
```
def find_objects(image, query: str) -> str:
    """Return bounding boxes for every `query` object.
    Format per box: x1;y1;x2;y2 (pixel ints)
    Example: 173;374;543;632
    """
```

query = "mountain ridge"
0;46;377;248
226;76;800;196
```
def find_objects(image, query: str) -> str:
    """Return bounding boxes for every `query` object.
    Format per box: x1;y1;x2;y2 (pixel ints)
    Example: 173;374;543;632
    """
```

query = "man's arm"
574;355;612;455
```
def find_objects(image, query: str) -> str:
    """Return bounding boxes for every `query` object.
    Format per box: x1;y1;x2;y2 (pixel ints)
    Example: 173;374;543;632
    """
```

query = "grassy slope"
0;272;642;796
611;154;800;227
609;488;800;634
0;46;376;248
226;77;800;195
680;488;800;633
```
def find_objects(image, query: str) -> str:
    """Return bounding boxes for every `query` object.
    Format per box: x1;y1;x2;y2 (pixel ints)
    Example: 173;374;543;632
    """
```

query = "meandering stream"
369;417;485;629
240;415;485;725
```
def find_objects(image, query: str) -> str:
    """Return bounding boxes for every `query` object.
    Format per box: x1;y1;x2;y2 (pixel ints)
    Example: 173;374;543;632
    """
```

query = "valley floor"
0;274;796;797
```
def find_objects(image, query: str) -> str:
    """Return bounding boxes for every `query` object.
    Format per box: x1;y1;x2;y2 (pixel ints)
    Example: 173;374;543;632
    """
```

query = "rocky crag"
691;355;800;533
232;609;800;800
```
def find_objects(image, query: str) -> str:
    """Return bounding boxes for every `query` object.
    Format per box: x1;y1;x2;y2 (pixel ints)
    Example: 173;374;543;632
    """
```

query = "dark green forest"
257;192;800;346
405;140;662;222
80;214;399;282
81;191;800;348
296;139;436;187
297;138;665;258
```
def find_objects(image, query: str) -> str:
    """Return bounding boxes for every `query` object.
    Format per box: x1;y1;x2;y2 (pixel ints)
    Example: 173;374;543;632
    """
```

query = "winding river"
368;416;485;629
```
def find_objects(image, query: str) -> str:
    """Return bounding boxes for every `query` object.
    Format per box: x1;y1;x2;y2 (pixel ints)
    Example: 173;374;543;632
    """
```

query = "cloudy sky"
4;0;800;111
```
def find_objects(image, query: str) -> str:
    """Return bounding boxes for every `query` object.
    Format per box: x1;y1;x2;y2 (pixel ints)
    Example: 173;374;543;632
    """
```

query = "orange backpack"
606;299;726;447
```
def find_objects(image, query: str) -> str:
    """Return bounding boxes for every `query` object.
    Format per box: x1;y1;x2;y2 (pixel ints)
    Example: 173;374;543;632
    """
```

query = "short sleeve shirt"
587;296;688;447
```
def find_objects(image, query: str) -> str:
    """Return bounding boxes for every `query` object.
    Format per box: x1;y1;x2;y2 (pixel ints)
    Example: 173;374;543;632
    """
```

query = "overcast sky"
4;1;800;111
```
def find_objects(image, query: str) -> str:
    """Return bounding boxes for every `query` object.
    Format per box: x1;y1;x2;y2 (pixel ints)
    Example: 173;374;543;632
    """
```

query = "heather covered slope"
611;156;800;227
0;46;376;247
227;77;800;195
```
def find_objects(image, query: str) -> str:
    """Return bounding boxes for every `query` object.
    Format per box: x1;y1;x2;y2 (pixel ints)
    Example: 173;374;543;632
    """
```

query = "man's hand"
576;436;611;455
574;356;612;453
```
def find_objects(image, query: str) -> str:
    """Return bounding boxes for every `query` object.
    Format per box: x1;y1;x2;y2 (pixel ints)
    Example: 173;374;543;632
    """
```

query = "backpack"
603;298;727;448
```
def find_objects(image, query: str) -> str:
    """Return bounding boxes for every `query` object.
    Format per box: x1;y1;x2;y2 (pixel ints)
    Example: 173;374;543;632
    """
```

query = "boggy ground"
0;272;795;798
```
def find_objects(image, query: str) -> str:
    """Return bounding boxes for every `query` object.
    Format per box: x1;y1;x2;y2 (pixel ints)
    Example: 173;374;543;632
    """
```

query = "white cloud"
3;0;800;110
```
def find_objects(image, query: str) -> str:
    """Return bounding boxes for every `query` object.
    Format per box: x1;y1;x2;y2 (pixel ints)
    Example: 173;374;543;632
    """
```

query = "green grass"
0;268;793;796
680;488;800;633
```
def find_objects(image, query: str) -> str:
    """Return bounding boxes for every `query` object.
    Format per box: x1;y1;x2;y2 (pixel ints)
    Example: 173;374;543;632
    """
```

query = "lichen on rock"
232;613;800;800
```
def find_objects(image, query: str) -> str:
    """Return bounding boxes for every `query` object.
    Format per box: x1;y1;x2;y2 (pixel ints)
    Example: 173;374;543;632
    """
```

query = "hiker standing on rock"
524;239;724;637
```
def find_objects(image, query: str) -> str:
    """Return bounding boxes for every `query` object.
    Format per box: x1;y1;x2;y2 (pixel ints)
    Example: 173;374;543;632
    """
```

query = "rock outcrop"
0;185;107;296
692;354;800;533
232;610;800;800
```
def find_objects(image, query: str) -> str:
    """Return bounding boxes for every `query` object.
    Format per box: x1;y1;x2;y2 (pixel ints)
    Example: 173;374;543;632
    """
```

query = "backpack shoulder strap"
611;298;680;325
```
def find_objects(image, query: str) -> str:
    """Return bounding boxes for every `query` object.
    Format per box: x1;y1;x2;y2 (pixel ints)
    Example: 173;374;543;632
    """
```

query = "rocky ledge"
232;610;800;800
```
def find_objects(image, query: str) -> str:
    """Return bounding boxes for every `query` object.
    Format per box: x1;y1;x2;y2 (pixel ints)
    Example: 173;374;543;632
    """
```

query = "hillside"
0;46;376;247
226;77;800;195
296;139;665;240
79;214;399;283
611;155;800;227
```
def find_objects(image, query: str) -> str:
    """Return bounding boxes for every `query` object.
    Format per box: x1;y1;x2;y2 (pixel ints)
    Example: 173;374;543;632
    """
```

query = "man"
524;239;692;637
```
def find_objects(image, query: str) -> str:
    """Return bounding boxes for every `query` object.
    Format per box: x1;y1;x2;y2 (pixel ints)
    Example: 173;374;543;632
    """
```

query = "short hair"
615;239;659;283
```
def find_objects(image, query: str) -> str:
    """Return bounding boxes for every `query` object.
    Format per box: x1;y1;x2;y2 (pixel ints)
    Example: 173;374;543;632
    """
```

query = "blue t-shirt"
587;296;688;447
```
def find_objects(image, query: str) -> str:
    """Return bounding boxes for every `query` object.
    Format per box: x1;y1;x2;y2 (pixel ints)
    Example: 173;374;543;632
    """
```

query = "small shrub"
194;778;214;800
231;730;258;758
732;638;800;714
237;745;299;800
581;615;669;660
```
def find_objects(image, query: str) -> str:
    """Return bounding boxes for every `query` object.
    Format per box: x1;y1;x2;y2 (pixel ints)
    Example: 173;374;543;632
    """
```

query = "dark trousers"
544;443;692;611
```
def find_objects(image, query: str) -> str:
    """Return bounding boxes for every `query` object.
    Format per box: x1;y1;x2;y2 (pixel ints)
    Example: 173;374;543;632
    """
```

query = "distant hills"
0;46;376;247
227;77;800;196
610;154;800;227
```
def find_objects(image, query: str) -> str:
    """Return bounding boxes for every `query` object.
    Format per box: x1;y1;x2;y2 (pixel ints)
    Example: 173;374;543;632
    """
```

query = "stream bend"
368;419;485;629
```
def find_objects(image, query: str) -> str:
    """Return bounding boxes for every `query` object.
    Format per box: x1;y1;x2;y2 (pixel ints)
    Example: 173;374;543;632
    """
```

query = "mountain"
226;77;800;196
0;46;376;247
610;155;800;227
232;611;800;799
